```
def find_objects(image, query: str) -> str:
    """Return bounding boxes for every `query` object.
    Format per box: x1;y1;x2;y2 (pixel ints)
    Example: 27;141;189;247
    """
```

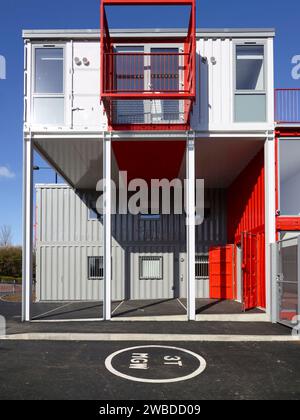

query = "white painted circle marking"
105;345;207;383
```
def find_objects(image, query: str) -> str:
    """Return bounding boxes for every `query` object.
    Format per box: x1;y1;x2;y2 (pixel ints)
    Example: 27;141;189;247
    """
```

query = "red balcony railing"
100;0;196;131
103;52;192;96
275;88;300;124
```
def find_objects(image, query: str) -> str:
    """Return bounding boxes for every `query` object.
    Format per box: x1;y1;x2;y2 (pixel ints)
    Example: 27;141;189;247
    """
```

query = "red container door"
242;232;258;311
209;245;234;299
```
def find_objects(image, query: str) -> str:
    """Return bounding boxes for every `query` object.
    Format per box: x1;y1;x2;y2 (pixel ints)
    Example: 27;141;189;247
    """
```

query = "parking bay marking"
105;345;207;383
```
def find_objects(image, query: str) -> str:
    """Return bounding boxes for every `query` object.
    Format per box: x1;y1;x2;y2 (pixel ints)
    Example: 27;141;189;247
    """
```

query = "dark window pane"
88;257;104;279
236;45;264;91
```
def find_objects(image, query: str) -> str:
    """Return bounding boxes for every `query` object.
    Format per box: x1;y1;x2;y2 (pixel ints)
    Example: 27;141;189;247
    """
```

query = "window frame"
139;256;164;280
233;40;267;123
88;256;104;280
31;43;66;126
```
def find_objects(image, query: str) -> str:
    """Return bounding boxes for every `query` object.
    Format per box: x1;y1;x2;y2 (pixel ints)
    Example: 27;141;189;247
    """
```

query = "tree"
0;225;12;247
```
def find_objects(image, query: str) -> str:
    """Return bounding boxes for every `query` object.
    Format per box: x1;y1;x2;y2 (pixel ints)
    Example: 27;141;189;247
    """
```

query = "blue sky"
0;0;299;245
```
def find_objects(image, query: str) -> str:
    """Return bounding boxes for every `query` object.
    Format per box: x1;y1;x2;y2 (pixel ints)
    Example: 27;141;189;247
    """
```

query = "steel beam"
22;135;33;322
103;133;112;320
186;132;196;321
264;133;276;321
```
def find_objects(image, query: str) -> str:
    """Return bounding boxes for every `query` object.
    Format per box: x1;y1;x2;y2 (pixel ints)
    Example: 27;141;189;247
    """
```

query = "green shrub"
0;247;36;281
0;246;22;279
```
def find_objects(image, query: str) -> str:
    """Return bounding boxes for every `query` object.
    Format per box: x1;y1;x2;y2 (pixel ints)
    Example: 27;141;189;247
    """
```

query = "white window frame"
31;43;66;127
233;40;267;123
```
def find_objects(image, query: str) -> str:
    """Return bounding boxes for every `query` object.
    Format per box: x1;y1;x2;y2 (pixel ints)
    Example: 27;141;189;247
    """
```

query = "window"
234;44;266;122
279;138;300;216
139;256;163;280
88;203;102;221
33;47;65;125
140;214;161;221
88;256;103;280
195;255;209;279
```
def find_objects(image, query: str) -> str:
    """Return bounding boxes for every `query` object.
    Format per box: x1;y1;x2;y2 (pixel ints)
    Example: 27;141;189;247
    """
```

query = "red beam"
275;128;300;137
109;123;189;131
101;92;194;100
277;217;300;231
102;0;193;5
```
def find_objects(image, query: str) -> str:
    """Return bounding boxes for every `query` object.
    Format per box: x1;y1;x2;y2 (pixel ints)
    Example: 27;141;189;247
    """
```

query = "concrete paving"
3;298;264;322
0;301;293;337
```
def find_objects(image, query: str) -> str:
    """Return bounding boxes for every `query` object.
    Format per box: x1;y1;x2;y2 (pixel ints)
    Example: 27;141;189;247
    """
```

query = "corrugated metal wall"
129;247;175;300
227;149;265;240
227;149;266;308
36;245;124;301
25;34;274;133
36;185;227;301
37;186;103;243
193;38;233;131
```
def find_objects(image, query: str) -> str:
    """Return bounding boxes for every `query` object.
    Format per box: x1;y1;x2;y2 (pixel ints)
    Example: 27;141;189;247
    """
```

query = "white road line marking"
31;318;104;323
111;315;188;322
196;314;268;322
177;298;187;311
0;333;298;342
31;302;76;320
111;301;124;316
30;313;268;323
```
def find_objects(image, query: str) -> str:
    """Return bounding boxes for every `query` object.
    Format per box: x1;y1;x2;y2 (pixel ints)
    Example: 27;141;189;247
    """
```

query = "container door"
209;245;234;299
72;42;103;129
242;232;258;311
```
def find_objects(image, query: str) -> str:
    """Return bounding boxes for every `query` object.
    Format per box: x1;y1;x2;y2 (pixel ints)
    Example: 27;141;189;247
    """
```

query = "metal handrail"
103;51;193;94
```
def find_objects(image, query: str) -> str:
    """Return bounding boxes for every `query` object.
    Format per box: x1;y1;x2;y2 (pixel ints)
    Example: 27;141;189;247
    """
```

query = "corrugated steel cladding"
194;38;233;130
227;149;265;241
227;149;266;308
23;30;275;133
36;185;227;301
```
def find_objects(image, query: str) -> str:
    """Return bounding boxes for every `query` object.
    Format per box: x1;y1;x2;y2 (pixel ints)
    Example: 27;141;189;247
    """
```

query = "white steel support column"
265;132;276;321
186;132;196;321
103;133;112;320
22;135;33;322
